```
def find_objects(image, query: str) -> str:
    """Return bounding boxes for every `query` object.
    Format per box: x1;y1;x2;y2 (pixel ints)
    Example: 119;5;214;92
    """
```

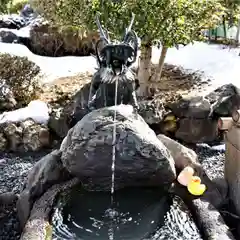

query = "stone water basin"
51;185;202;240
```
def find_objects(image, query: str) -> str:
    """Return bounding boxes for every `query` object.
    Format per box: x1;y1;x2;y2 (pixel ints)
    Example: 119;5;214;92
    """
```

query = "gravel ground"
0;144;226;240
194;143;225;180
0;150;52;240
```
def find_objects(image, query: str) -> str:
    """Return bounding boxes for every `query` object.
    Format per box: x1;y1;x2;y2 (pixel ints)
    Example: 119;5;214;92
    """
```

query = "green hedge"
0;0;12;13
9;0;28;13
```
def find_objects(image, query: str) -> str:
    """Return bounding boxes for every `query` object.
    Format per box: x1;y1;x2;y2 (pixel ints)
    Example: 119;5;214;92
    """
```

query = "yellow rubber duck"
187;176;206;196
164;114;176;122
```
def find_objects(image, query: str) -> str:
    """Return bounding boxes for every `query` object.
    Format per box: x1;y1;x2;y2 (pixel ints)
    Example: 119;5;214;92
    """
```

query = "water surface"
52;187;202;240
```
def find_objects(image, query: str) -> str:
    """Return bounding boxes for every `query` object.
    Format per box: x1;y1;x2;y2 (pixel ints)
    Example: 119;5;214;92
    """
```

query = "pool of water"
51;186;202;240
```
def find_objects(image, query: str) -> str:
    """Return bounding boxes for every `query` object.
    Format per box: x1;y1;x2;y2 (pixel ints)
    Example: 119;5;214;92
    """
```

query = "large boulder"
167;96;211;119
205;83;240;117
175;118;219;143
165;84;240;143
157;134;202;173
60;105;176;191
168;84;240;120
138;99;166;125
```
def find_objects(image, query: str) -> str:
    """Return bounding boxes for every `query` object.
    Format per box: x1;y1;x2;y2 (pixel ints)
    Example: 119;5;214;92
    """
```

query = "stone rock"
0;133;7;151
67;83;92;129
0;14;26;29
0;29;19;43
205;83;240;117
0;79;17;111
167;96;211;119
201;174;228;209
3;122;22;151
157;134;202;173
22;119;50;151
17;149;71;228
0;192;19;219
70;83;162;129
138;99;165;125
189;199;234;239
20;178;79;238
0;192;18;206
1;119;50;152
212;177;228;201
48;104;74;139
175;118;219;143
60;105;176;191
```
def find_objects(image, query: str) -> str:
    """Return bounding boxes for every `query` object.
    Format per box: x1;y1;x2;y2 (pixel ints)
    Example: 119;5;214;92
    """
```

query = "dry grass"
39;63;209;107
39;72;92;104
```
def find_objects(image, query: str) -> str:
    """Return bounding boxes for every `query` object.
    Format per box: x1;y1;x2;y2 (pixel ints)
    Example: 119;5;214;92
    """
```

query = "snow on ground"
0;43;98;82
0;41;240;91
152;42;240;93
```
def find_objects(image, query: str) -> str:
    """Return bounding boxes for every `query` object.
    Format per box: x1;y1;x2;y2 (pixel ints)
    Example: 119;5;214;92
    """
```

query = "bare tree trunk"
152;46;168;82
236;18;240;45
215;28;218;41
208;28;211;42
223;15;227;41
137;42;152;97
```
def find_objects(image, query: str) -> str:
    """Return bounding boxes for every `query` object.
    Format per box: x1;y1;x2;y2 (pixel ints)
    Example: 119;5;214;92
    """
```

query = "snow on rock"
0;100;49;125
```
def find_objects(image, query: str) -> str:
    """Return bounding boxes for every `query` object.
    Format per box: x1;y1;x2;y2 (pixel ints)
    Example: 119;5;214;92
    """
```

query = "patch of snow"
0;42;98;82
211;144;225;151
0;28;30;38
0;100;49;124
152;42;240;91
0;41;240;91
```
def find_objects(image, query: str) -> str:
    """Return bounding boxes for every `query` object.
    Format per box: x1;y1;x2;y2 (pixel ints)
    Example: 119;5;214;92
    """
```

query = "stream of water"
106;76;119;240
110;77;118;197
88;76;120;239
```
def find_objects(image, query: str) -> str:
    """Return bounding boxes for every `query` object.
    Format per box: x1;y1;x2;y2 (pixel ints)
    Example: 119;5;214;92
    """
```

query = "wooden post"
224;109;240;216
